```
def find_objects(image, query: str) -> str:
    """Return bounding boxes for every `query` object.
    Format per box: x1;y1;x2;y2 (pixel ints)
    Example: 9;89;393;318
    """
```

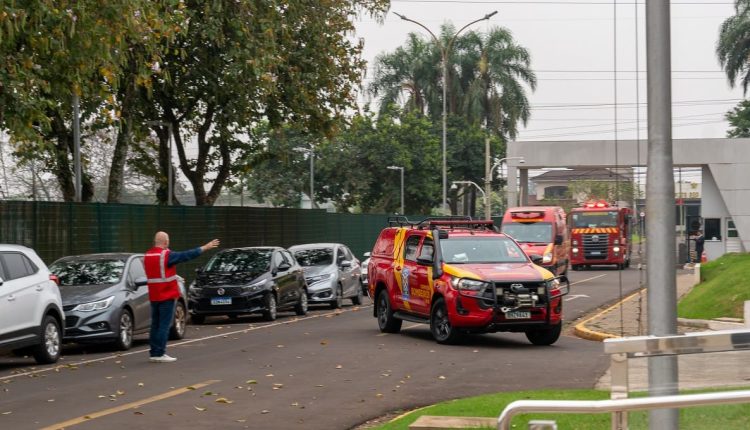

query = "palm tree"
369;33;440;116
718;0;750;94
458;27;537;140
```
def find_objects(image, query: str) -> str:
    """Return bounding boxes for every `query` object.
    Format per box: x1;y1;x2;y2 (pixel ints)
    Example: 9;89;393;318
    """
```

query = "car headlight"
243;279;268;293
451;277;489;291
308;273;332;284
613;246;621;253
546;278;568;297
542;252;553;264
72;296;115;312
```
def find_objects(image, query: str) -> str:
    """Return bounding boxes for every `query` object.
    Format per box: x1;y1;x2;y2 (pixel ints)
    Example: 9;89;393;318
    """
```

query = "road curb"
573;290;644;341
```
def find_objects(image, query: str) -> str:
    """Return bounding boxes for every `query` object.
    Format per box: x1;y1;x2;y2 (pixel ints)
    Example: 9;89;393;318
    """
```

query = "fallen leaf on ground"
134;411;144;415
265;374;274;377
261;409;270;414
335;365;343;369
194;406;207;412
215;397;234;404
438;376;446;380
246;379;258;384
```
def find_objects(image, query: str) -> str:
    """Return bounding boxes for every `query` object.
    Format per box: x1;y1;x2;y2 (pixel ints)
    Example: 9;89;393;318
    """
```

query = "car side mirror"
278;262;291;272
554;235;563;245
340;260;352;268
0;276;3;286
529;254;543;265
134;276;148;288
363;252;371;258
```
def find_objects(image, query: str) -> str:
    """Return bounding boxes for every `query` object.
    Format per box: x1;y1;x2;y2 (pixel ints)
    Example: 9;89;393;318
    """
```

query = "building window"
727;219;739;238
704;218;722;241
544;186;568;199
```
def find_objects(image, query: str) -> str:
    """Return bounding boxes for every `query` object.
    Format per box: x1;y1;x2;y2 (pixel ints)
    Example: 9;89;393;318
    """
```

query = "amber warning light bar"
511;211;544;219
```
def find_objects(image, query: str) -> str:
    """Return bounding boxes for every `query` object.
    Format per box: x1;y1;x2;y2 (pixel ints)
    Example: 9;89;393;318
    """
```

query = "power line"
392;0;732;4
519;119;726;139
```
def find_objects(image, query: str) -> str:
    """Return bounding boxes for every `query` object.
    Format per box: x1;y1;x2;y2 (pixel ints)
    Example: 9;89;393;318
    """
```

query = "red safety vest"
144;247;180;302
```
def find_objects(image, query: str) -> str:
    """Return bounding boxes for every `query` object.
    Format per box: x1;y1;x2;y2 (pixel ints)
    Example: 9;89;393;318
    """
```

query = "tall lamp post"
293;146;315;209
485;156;525;219
394;10;498;214
387;165;404;215
451;180;486;218
147;121;174;205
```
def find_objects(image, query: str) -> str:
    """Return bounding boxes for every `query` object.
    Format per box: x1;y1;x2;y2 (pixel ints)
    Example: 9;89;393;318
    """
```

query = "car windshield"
502;222;553;243
440;237;528;264
49;259;126;286
205;249;272;273
572;211;618;228
293;248;334;267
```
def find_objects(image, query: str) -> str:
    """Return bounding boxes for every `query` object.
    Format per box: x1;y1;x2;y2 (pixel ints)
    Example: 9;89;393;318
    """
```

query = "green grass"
678;253;750;319
375;387;750;430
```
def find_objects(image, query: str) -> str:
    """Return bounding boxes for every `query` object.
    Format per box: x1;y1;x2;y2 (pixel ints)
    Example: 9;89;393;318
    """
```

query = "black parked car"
188;247;308;323
49;253;188;351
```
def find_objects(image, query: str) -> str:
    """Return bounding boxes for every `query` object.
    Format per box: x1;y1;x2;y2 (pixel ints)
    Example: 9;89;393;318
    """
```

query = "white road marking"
564;294;591;302
0;305;373;381
569;274;607;286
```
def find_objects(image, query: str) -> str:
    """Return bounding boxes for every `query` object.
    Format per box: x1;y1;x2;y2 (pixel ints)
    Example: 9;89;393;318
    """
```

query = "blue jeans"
150;300;176;357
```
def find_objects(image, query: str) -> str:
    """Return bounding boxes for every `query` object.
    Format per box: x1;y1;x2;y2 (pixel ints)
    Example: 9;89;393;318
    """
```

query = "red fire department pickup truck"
367;217;569;345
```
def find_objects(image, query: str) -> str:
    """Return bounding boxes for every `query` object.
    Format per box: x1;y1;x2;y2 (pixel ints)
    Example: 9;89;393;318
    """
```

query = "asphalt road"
1;266;645;430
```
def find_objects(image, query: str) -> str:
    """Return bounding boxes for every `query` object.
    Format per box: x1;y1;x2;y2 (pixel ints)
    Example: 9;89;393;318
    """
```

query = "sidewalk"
573;265;750;391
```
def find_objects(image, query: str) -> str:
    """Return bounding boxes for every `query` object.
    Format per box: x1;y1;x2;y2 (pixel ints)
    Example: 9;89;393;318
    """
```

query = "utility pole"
73;93;82;202
646;1;679;429
484;136;491;220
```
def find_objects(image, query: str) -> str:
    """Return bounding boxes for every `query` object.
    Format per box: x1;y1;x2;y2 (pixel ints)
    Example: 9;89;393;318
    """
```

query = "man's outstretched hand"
201;239;220;253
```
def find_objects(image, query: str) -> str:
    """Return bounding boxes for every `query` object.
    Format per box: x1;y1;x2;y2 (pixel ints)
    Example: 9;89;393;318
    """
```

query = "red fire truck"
569;201;632;270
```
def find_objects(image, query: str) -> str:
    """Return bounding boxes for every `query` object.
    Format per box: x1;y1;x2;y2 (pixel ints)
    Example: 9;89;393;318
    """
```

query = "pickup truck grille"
582;234;609;260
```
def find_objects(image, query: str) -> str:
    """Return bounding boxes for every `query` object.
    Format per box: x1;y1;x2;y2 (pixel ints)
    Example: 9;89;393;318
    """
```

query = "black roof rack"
387;216;496;231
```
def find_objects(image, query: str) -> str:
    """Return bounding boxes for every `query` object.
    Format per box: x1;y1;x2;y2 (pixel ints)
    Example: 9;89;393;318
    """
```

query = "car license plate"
211;297;232;305
505;310;530;319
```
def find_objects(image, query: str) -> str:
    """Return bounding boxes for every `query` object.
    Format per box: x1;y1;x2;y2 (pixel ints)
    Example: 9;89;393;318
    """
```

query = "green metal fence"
0;201;392;283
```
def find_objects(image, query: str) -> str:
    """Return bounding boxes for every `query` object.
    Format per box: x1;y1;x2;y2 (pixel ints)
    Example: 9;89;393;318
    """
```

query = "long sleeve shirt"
167;247;203;267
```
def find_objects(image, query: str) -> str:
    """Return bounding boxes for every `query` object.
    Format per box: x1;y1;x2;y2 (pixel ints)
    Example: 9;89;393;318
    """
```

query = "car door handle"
36;285;44;291
7;294;15;301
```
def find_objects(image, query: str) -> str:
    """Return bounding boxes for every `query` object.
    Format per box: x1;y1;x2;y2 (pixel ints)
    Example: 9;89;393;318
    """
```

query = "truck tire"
376;290;402;333
430;298;460;345
525;323;562;346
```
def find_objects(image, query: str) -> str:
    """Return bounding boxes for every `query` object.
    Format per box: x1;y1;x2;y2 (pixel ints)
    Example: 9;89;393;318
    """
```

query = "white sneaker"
149;354;177;363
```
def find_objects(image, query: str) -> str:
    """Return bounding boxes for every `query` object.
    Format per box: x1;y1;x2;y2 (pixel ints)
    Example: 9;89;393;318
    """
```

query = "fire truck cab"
500;207;570;276
569;201;632;270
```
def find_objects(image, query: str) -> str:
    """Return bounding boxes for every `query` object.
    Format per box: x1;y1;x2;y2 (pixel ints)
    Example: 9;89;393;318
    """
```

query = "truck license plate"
211;297;232;305
505;311;530;319
591;251;601;255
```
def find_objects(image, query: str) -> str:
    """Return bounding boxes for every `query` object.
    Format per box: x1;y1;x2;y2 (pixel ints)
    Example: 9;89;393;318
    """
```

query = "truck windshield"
502;222;553;243
572;211;618;228
440;237;528;264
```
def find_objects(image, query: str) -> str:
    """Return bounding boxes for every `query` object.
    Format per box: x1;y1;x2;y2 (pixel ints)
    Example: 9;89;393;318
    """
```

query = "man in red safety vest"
145;231;219;363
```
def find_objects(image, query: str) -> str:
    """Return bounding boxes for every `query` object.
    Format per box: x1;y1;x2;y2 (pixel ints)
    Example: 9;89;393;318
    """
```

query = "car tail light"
49;274;60;286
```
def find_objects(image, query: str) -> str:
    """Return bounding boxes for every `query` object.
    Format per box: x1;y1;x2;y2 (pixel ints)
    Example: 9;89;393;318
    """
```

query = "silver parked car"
289;243;362;308
49;253;188;351
360;251;371;295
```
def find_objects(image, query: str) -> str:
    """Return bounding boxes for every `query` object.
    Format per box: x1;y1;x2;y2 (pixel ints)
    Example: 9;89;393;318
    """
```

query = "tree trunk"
107;81;136;203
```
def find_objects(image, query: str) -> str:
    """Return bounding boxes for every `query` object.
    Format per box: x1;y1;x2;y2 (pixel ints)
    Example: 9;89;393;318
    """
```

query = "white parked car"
0;245;64;364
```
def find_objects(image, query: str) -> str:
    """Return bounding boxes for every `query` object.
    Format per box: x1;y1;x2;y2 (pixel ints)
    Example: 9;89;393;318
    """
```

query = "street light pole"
451;180;486;218
485;157;524;220
147;121;174;205
387;166;405;214
73;94;82;202
293;147;316;209
394;11;498;215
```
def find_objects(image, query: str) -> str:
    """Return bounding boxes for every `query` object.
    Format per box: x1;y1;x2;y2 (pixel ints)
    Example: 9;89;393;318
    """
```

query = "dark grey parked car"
289;243;362;308
188;247;308;323
49;253;188;351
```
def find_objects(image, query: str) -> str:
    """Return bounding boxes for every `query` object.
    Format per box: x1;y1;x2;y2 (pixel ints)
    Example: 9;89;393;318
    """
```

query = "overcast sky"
354;0;743;149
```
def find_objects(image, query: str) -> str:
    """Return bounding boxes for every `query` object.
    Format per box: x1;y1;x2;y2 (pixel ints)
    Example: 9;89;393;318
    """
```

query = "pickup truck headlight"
613;246;621;253
546;278;569;297
451;277;490;291
542;252;553;264
72;296;115;312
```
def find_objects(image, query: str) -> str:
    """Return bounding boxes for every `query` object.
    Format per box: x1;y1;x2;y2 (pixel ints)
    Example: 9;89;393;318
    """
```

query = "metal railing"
496;329;750;430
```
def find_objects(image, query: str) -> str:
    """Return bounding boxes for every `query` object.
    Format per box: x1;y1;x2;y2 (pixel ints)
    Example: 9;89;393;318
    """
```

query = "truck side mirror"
554;235;563;245
529;254;543;265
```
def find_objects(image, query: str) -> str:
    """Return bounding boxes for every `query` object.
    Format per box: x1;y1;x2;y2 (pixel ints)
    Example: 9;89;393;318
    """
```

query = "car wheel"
525;323;562;346
376;289;402;333
113;309;134;351
191;314;205;325
263;293;277;321
430;298;460;344
169;301;187;340
330;284;343;309
295;289;308;316
32;315;62;364
351;285;363;305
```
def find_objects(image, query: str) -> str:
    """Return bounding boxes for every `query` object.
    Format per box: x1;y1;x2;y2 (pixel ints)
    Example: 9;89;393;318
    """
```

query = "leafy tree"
567;179;638;204
144;0;388;206
0;0;172;201
718;0;750;94
725;99;750;137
